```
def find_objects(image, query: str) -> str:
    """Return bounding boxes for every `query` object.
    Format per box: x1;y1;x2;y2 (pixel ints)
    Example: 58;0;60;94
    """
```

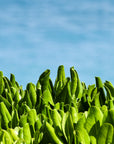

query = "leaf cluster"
0;66;114;144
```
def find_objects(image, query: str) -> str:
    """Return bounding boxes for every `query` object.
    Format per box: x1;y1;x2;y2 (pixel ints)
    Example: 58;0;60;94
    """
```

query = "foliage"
0;65;114;144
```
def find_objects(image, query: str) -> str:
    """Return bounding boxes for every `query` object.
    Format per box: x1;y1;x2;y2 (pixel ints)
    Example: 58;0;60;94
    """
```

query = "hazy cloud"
0;0;114;88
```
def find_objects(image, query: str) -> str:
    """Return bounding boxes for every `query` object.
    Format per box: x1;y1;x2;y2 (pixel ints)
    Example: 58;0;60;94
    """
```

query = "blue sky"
0;0;114;89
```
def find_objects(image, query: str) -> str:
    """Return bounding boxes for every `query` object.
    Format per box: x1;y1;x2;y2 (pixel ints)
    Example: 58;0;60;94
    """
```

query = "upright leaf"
10;73;17;88
23;123;32;144
97;123;113;144
62;112;74;144
70;67;77;99
76;127;90;144
85;106;103;133
26;83;37;107
41;122;63;144
0;102;11;129
0;71;4;95
95;77;105;106
39;69;54;105
54;65;65;88
12;109;19;128
51;109;62;133
104;81;114;98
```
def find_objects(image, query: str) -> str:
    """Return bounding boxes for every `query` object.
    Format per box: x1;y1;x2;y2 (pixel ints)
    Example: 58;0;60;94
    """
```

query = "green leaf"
10;73;16;88
7;128;19;142
74;113;90;144
23;103;31;113
75;72;83;99
0;102;11;129
1;130;13;144
11;87;17;99
70;66;77;99
104;81;114;98
87;84;95;100
41;121;63;144
12;109;19;128
26;83;37;107
35;118;42;131
27;109;37;127
51;109;62;133
91;89;101;107
108;100;114;109
0;71;4;95
24;90;32;108
101;105;108;124
38;70;54;105
89;121;100;138
33;131;43;144
55;78;71;104
70;106;78;124
0;95;12;111
97;123;113;144
27;109;37;137
39;69;51;91
14;90;20;104
54;65;66;88
3;77;11;93
85;106;103;133
95;77;105;106
19;114;27;127
23;123;32;144
76;127;90;144
62;112;74;143
106;108;114;125
6;91;13;104
14;138;26;144
90;136;96;144
104;85;112;101
42;89;54;105
76;112;86;129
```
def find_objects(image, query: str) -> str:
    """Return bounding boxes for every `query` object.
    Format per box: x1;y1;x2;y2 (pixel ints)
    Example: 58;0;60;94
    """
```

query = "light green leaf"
42;89;54;105
27;109;37;127
0;71;4;95
101;105;108;124
12;109;19;128
85;106;103;133
106;108;114;125
51;109;62;133
90;136;96;144
62;112;74;143
19;114;27;127
75;72;83;99
23;123;31;144
0;102;11;129
70;106;78;123
7;128;19;142
26;83;37;107
97;123;113;144
76;127;90;144
2;130;13;144
70;66;77;99
42;122;63;144
54;65;66;89
0;95;12;111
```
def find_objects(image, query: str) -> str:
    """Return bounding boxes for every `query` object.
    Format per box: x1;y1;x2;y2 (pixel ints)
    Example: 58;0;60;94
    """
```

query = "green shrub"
0;66;114;144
